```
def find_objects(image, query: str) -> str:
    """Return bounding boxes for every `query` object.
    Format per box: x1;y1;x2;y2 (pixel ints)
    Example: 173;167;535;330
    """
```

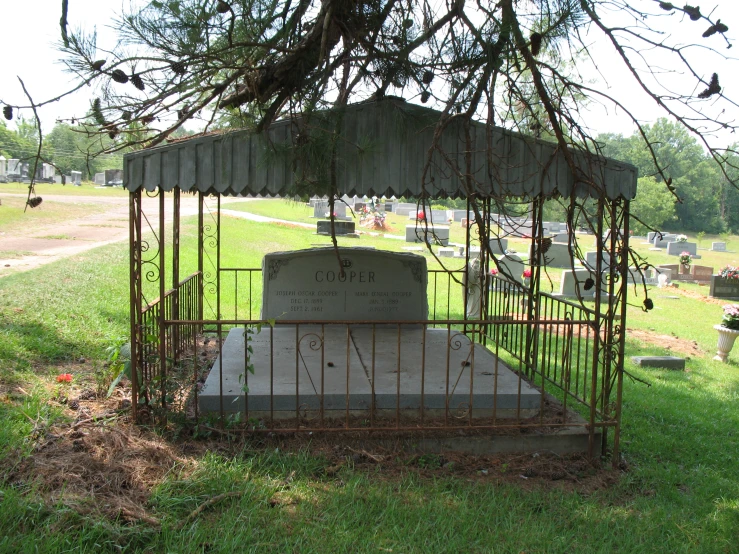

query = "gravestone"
341;194;355;207
666;242;697;257
647;232;659;243
262;248;428;321
333;202;347;218
658;264;684;280
585;251;612;271
385;201;396;212
313;201;328;218
489;237;508;255
629;267;672;286
94;172;105;185
655;266;673;284
712;242;726;252
355;202;367;212
653;234;676;248
557;269;607;298
500;218;533;237
710;276;739;299
536;242;574;268
316;220;355;235
438;247;455;257
496;253;525;284
449;210;467;222
691;265;714;283
405;225;450;246
395;203;417;216
429;209;447;223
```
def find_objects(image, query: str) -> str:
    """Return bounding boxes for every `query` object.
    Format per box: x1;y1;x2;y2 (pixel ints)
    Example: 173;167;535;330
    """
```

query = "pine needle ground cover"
0;209;737;552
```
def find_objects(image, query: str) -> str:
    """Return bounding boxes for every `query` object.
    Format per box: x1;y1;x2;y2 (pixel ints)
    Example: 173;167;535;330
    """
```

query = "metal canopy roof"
123;98;637;200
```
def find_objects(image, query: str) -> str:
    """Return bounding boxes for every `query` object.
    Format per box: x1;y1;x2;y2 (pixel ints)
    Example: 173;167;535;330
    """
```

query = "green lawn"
0;181;129;197
0;204;738;552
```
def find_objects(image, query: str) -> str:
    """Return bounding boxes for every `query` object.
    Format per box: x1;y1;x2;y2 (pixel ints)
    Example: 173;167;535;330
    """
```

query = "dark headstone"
710;276;739;298
316;220;355;235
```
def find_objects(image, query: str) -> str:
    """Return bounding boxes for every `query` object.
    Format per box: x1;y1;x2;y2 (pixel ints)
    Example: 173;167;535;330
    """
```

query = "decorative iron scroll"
268;258;291;281
402;260;424;284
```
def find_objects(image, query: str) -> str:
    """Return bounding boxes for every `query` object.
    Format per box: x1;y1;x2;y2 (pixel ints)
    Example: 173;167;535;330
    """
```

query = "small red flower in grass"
56;373;73;383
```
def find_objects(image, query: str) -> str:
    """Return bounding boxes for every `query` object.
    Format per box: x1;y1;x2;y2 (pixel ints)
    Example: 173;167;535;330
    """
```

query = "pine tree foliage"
45;0;734;191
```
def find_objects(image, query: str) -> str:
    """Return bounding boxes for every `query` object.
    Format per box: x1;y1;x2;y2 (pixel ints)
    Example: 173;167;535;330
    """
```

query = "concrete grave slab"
200;326;541;416
350;326;540;414
199;325;371;412
712;242;726;251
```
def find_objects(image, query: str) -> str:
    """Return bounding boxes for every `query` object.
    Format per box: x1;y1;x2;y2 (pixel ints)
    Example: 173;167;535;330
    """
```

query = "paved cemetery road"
0;194;257;277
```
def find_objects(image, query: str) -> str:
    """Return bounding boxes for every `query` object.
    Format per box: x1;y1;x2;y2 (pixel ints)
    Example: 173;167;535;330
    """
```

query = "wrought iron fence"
135;268;613;452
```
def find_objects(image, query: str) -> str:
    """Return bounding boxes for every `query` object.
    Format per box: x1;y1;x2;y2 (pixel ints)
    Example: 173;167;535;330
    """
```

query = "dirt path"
0;194;256;276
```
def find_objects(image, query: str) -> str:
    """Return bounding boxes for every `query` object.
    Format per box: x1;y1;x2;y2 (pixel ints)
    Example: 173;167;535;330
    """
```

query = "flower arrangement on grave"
719;265;739;281
679;251;692;267
359;203;389;231
675;234;688;243
720;304;739;330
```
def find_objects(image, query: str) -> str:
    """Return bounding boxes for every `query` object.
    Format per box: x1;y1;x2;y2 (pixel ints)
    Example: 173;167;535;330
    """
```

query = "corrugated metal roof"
123;98;637;200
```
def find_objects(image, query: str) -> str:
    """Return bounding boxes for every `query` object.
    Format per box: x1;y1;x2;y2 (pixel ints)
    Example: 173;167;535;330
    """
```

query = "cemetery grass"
0;195;116;235
0;222;738;551
0;181;129;197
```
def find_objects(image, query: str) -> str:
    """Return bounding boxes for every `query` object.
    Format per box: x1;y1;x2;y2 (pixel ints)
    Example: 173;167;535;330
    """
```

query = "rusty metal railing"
136;270;610;444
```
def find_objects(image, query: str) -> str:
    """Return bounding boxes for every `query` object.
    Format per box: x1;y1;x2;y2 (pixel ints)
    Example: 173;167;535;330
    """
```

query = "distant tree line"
595;118;737;235
0;119;124;180
429;118;737;235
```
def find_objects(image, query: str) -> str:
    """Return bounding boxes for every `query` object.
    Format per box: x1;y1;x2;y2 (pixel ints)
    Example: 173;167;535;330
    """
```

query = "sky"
0;0;737;150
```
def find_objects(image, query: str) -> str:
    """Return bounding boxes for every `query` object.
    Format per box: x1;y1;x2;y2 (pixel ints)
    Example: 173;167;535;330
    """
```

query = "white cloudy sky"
0;0;737;148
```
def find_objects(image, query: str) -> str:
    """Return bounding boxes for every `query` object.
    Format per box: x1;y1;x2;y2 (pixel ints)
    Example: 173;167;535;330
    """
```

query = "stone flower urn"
713;324;739;362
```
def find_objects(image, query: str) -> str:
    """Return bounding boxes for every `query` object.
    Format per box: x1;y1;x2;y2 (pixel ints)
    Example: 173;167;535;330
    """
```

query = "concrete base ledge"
631;356;686;370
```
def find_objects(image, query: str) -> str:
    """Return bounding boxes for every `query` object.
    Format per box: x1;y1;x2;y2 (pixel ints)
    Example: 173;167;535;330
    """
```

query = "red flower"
417;211;425;220
56;373;73;383
332;212;337;218
522;268;532;278
489;268;498;275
